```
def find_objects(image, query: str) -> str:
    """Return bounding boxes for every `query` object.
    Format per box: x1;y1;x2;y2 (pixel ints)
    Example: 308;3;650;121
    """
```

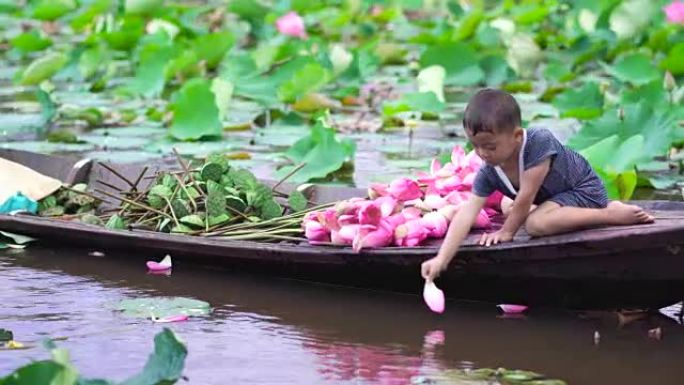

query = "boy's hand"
421;256;449;281
478;230;514;247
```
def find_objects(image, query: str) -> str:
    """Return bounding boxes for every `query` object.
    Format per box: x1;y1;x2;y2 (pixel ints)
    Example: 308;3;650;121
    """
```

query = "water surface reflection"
1;247;682;384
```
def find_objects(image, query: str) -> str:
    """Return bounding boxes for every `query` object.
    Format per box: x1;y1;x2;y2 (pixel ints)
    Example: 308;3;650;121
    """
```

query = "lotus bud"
664;71;676;91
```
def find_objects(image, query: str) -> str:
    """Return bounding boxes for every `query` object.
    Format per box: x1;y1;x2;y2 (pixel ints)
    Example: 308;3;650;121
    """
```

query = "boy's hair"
463;89;521;135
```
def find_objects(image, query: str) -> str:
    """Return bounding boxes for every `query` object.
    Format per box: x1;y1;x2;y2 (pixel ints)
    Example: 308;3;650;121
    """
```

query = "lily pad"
604;53;661;86
114;297;211;319
383;92;445;116
278;62;331;103
552;82;604;120
660;42;684;76
0;328;13;342
170;78;222;141
20;52;68;86
10;31;52;53
568;102;680;159
420;42;484;86
277;118;356;183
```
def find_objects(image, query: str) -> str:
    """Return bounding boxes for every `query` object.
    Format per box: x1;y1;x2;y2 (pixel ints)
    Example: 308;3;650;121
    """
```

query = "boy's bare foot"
606;201;655;225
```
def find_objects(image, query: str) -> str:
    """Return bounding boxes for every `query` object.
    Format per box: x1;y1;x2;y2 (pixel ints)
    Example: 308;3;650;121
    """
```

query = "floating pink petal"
153;314;189;323
146;255;172;271
664;1;684;24
276;11;307;39
423;281;445;313
497;304;528;314
387;177;422;201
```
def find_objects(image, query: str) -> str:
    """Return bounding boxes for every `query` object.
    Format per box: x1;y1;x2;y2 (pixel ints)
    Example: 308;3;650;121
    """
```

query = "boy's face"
466;128;523;166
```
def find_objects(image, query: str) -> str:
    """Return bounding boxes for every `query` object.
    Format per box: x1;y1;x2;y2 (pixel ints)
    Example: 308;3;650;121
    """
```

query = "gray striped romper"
472;127;608;208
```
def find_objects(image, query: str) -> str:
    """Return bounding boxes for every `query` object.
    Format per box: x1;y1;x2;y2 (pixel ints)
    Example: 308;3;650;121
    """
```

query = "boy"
421;89;654;281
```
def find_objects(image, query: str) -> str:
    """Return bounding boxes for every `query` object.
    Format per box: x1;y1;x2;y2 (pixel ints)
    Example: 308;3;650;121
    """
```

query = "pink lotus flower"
337;214;357;226
664;1;684;23
417;147;484;195
421;211;448;238
385;213;407;228
335;224;360;245
401;207;423;220
319;208;340;231
485;190;504;212
375;196;399;217
352;220;394;252
423;193;448;210
368;183;388;199
394;219;429;246
304;220;330;243
358;201;382;225
276;11;307;39
473;209;491;229
387;177;422;201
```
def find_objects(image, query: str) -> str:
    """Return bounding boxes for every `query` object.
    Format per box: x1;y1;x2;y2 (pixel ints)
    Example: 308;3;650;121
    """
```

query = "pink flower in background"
276;11;307;39
664;1;684;23
387;177;422;201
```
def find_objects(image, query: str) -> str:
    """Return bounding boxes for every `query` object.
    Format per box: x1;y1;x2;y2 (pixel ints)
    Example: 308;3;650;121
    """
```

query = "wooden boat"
1;148;683;309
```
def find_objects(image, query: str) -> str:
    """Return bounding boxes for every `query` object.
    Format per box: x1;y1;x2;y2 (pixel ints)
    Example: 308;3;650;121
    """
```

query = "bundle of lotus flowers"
302;147;503;251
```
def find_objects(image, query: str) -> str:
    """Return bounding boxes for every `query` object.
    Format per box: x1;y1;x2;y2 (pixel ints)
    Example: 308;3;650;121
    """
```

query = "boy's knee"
525;215;548;237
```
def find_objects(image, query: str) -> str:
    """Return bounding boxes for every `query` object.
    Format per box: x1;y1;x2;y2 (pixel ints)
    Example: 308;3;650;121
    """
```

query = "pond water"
1;247;683;384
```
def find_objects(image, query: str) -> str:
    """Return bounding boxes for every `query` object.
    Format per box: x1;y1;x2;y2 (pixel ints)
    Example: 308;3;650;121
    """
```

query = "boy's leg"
525;201;654;237
501;196;536;217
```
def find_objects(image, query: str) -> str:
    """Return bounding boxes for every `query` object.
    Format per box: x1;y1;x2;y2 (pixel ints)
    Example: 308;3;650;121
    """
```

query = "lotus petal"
423;281;445;313
153;314;189;323
497;304;528;314
146;255;172;271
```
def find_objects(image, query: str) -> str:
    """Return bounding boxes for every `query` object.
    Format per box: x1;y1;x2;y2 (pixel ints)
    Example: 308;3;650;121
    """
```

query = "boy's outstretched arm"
479;158;551;246
421;195;487;281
